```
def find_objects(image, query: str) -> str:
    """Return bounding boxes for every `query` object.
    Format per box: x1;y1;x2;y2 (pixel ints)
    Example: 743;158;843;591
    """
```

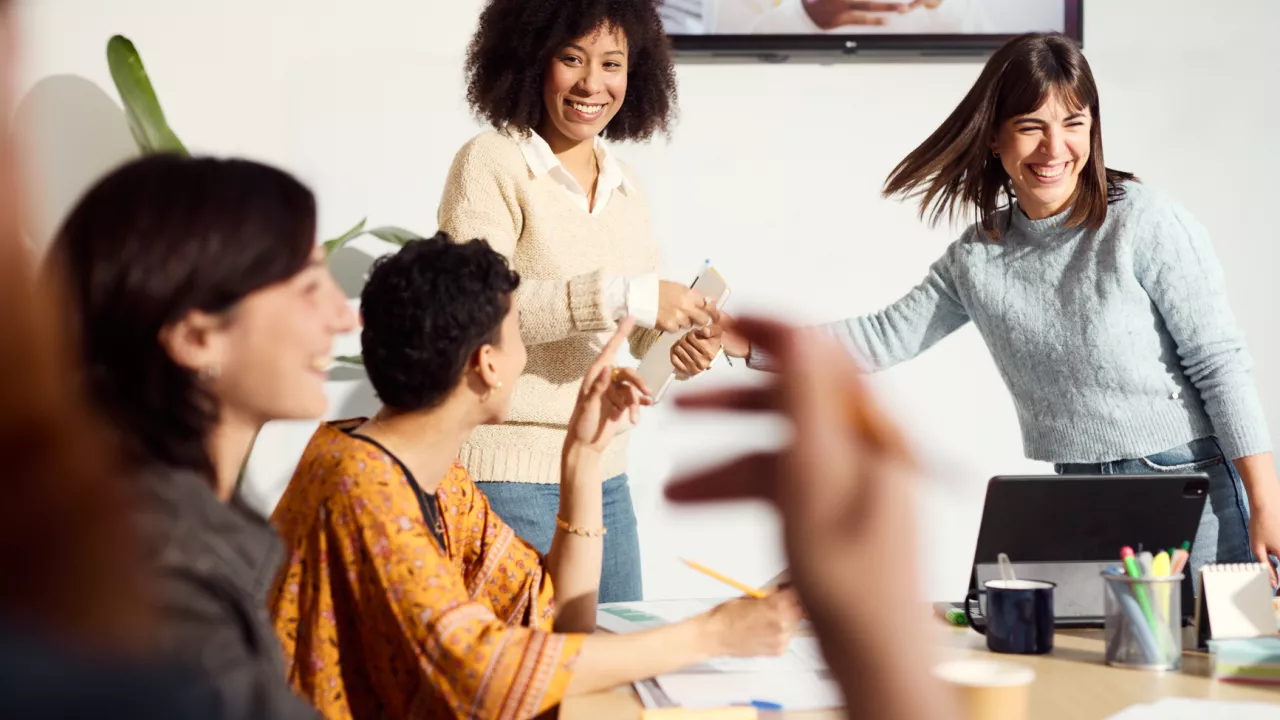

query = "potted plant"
106;34;420;365
106;35;412;507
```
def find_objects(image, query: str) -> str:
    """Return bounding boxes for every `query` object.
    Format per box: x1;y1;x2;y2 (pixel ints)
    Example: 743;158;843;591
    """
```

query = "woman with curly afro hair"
438;0;726;602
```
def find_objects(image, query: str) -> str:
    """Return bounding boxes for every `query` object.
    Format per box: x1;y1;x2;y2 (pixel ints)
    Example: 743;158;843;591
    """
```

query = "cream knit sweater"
438;131;660;484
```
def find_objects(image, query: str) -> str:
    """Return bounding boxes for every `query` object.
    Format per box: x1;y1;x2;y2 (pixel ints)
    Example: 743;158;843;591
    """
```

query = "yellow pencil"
681;558;767;599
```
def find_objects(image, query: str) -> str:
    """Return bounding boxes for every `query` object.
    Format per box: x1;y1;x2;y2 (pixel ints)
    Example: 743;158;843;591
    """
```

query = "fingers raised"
584;316;637;392
609;367;653;399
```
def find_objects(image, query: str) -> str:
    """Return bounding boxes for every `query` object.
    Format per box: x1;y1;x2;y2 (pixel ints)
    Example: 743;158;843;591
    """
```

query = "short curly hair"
360;233;521;413
465;0;678;142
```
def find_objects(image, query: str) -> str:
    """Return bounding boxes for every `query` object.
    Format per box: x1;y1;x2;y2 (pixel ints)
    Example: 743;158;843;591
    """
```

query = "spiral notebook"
1195;563;1277;644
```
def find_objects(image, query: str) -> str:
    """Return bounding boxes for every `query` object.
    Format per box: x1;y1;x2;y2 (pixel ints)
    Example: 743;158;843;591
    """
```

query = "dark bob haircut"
464;0;678;142
360;233;520;413
46;154;317;483
883;32;1135;240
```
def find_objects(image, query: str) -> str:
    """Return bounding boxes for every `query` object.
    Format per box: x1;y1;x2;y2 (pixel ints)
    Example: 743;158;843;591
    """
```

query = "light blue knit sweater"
753;181;1271;463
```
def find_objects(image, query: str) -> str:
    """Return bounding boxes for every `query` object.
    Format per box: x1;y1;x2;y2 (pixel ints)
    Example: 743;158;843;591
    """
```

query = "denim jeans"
476;474;643;603
1055;437;1254;584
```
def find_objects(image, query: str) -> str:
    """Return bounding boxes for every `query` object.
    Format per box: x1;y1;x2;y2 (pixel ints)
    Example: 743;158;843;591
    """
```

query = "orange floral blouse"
268;420;584;720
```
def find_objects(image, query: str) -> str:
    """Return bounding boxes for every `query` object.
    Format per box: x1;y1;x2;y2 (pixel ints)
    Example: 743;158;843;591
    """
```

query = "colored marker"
1105;565;1160;663
1152;551;1172;622
1121;546;1167;654
1138;551;1154;577
1153;551;1170;577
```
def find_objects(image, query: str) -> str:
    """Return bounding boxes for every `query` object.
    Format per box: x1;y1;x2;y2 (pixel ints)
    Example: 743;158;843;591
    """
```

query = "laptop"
949;473;1208;629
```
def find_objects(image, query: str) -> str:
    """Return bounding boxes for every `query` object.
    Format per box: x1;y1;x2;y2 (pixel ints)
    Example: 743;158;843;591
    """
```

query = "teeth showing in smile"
1029;164;1066;180
569;101;604;116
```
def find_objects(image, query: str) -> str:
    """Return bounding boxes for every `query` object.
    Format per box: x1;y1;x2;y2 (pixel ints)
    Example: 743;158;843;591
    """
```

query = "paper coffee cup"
933;659;1034;720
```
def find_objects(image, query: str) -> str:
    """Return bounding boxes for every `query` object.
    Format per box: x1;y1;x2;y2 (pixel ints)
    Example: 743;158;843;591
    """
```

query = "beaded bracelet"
556;515;607;537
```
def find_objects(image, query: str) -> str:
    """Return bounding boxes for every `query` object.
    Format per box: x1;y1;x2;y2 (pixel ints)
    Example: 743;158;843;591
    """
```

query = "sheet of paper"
598;599;721;634
655;671;843;711
690;636;826;674
599;600;813;636
1107;698;1280;719
598;601;825;674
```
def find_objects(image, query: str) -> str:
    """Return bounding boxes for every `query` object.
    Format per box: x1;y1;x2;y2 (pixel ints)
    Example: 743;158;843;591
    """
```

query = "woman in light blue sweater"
722;32;1280;582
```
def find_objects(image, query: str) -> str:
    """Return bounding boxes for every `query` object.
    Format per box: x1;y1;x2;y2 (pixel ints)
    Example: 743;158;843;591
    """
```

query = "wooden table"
562;626;1280;719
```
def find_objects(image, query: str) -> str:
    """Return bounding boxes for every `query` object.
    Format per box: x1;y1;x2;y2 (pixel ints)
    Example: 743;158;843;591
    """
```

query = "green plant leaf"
324;222;422;258
322;218;367;257
333;355;364;366
107;35;188;155
367;226;420;246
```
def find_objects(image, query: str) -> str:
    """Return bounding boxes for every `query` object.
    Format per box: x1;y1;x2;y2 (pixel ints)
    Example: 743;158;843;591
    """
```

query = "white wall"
17;0;1280;603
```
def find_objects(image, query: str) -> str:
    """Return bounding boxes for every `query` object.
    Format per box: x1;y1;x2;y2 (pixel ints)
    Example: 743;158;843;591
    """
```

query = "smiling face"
164;245;357;426
538;23;629;147
993;88;1093;220
211;246;355;422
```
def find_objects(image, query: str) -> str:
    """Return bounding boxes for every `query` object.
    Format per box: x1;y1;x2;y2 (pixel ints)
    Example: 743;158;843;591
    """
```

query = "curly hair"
360;234;521;412
465;0;677;142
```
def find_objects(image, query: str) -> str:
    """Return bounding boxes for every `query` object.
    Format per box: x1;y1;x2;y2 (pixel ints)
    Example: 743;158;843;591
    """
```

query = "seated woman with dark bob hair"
47;154;356;718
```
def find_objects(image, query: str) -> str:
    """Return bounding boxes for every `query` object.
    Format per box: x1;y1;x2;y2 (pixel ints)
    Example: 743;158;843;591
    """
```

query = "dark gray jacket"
136;466;316;720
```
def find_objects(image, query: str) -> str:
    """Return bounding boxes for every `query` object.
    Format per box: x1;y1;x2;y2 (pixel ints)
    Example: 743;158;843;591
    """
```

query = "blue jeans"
1055;437;1254;583
476;474;643;603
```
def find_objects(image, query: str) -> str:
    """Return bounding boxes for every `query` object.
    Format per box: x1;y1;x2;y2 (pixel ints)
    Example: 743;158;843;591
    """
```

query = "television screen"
659;0;1082;57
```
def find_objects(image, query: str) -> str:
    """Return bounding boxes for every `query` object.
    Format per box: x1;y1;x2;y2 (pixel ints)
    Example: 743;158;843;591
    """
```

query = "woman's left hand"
1232;453;1280;587
672;321;724;379
1249;506;1280;587
566;317;653;454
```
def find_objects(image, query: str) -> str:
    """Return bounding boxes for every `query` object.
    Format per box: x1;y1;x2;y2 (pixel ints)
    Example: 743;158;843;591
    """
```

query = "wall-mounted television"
659;0;1082;59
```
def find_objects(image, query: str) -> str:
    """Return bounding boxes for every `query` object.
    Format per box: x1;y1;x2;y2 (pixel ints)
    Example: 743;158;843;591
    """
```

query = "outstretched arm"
726;242;971;371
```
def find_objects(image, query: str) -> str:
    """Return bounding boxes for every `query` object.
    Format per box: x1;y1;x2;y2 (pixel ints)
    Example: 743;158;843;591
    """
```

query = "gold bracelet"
556;515;607;537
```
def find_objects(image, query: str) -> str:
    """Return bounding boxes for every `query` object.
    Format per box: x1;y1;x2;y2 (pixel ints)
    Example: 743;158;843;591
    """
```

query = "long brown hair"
0;2;148;650
883;32;1134;240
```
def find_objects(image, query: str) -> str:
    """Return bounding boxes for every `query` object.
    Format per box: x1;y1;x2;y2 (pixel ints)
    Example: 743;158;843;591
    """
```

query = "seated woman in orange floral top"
268;234;802;720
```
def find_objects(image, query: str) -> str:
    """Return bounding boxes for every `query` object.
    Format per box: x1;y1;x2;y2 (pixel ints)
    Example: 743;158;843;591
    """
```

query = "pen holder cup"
1101;573;1184;671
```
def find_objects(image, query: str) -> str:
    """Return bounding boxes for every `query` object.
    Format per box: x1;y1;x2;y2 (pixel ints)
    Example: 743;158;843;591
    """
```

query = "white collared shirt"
512;130;659;329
